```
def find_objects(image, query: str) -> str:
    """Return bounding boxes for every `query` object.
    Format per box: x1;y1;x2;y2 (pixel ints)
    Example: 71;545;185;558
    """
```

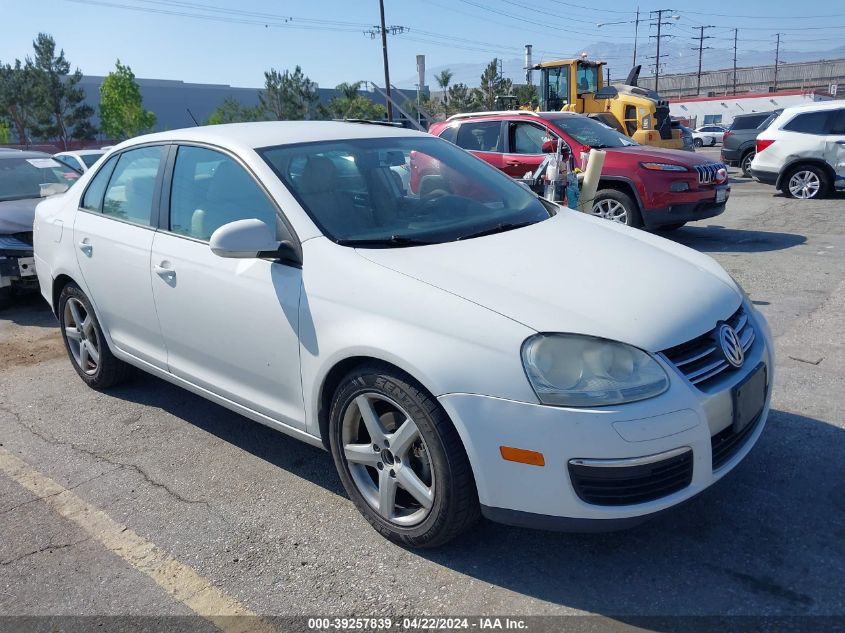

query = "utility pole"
378;0;392;121
691;25;714;96
633;7;640;67
649;9;678;93
732;29;738;95
364;1;407;121
773;33;782;91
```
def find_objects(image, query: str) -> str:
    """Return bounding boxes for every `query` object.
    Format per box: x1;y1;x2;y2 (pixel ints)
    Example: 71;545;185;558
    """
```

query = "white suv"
750;101;845;199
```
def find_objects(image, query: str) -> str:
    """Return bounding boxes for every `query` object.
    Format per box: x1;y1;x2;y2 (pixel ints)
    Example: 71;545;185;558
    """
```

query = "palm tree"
435;69;453;113
336;81;362;101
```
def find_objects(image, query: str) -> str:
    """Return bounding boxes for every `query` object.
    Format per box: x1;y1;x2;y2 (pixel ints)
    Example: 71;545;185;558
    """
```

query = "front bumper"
642;185;729;229
437;308;773;530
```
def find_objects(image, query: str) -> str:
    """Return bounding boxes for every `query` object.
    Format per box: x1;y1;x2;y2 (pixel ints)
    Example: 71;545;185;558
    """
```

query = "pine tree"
28;33;95;148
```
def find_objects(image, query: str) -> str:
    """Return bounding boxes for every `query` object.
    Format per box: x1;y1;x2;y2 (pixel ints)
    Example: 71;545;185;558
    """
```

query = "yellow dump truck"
533;58;683;150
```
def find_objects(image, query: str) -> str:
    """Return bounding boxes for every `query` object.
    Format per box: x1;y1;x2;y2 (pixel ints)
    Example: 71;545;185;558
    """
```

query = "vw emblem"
718;323;744;368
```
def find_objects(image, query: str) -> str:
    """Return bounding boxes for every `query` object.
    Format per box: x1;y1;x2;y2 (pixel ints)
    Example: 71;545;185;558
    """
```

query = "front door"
502;120;557;178
824;108;845;190
73;145;168;369
150;144;304;428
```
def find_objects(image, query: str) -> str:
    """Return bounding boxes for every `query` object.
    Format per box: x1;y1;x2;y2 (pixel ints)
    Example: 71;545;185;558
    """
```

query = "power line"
649;9;679;92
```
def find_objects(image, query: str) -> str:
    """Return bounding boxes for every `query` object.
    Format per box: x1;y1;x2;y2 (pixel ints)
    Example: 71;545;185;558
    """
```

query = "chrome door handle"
506;160;522;166
78;240;92;255
154;264;175;278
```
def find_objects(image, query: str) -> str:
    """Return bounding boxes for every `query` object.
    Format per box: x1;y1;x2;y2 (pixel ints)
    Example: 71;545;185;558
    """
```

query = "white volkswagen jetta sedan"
34;122;773;547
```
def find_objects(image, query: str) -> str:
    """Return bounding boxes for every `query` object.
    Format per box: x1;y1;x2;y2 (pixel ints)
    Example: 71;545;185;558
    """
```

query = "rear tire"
592;189;640;228
740;151;755;177
781;164;829;200
58;283;130;390
328;364;480;548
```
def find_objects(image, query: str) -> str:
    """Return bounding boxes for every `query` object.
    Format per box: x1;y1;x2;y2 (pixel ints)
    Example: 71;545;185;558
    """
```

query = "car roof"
0;150;52;160
114;121;429;154
780;100;844;115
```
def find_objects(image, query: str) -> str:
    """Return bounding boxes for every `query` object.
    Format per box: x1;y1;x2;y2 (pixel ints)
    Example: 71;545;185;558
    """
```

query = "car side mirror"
209;219;302;266
541;140;557;153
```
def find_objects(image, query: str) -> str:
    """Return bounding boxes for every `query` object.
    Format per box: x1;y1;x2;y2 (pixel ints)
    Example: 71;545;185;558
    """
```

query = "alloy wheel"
63;297;100;375
788;170;821;199
592;199;628;224
741;153;754;176
341;393;435;527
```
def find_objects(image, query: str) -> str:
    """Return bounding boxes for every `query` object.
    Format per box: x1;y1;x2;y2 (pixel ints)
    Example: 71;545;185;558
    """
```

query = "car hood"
0;197;39;234
357;212;741;352
607;145;721;165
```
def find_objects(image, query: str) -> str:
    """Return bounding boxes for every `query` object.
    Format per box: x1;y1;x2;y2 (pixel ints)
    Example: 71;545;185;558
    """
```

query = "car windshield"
543;115;637;148
260;136;552;246
0;156;80;202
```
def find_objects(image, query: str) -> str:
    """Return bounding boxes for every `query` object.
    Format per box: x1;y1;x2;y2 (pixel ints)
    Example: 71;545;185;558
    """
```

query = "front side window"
102;146;165;226
545;67;569;110
260;136;551;246
455;121;501;152
827;109;845;135
510;121;552;154
81;153;104;168
169;145;279;241
782;111;831;135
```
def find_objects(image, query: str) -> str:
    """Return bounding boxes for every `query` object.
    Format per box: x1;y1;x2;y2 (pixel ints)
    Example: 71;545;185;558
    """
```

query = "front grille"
711;411;763;470
694;162;726;185
569;449;693;506
661;306;755;390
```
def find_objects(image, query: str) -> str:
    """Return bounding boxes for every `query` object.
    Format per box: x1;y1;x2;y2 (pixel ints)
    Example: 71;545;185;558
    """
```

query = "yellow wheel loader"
533;58;682;150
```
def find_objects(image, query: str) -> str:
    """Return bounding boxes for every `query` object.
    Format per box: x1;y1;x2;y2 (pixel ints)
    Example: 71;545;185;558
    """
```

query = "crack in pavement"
1;536;92;566
0;404;210;508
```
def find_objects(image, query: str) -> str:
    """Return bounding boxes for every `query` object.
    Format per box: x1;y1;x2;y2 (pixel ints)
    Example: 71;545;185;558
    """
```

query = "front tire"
740;151;755;177
693;138;703;148
328;364;479;548
782;164;829;199
592;189;640;227
58;283;130;390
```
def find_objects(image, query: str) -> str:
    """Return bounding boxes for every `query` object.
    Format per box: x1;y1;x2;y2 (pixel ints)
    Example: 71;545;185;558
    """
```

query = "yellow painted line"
0;446;276;633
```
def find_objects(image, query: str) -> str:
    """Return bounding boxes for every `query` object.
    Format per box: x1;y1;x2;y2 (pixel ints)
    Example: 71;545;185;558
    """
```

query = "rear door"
73;144;168;369
501;120;557;177
453;120;505;171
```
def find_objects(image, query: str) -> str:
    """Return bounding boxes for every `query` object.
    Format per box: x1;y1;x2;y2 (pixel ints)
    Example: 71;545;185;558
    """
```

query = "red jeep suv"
426;111;729;230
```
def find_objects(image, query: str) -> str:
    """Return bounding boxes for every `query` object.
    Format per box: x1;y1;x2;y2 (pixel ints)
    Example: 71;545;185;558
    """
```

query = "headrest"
300;156;338;194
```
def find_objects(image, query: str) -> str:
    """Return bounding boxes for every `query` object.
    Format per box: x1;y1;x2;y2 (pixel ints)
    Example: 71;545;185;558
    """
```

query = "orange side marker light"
499;446;545;467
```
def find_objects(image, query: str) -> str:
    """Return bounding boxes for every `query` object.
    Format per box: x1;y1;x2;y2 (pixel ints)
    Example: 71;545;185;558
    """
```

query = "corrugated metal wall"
626;58;845;99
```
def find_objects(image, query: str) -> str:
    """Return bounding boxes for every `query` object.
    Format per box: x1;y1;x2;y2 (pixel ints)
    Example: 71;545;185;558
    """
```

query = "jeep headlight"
521;334;669;407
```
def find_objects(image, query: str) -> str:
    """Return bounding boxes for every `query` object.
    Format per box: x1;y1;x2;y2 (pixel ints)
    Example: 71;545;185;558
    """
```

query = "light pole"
597;8;641;67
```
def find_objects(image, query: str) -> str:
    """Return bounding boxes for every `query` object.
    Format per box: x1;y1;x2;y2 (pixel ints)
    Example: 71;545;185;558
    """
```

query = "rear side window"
730;114;768;131
81;155;118;211
102;146;165;226
782;111;831;135
455;121;501;152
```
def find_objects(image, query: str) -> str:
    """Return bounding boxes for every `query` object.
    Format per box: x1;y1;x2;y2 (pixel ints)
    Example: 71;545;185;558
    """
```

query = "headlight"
521;334;669;407
640;162;688;172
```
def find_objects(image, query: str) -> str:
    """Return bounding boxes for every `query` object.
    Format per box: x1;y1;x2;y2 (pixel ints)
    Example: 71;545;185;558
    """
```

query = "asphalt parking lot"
1;146;843;629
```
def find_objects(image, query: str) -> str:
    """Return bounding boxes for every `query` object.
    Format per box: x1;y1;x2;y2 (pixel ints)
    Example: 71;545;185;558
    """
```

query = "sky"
4;0;845;90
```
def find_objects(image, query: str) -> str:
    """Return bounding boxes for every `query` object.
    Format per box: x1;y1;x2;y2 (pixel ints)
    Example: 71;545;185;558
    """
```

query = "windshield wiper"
336;235;435;247
455;220;537;241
